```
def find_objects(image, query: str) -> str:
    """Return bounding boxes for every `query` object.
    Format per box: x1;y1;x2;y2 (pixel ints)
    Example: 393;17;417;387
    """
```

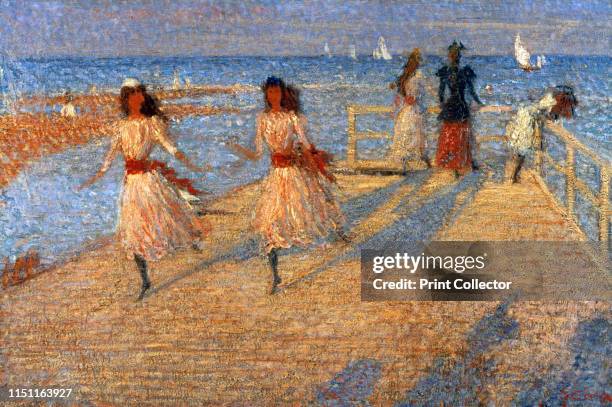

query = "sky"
1;0;610;57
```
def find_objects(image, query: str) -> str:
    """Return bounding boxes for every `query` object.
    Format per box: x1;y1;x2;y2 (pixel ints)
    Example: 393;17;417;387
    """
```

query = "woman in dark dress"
434;41;484;175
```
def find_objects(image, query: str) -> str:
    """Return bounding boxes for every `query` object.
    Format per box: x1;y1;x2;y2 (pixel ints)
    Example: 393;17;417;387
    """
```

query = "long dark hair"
396;48;421;96
120;83;165;119
262;76;302;113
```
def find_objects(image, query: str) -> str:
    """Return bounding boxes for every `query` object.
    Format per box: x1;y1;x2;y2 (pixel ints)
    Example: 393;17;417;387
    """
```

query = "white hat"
121;78;141;88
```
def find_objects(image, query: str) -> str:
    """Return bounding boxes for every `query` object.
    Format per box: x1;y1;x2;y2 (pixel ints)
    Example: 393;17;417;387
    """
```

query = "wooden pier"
1;103;610;405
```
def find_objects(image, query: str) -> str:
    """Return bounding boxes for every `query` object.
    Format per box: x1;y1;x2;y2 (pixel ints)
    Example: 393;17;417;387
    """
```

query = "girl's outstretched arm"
79;131;120;189
152;116;210;172
228;113;265;161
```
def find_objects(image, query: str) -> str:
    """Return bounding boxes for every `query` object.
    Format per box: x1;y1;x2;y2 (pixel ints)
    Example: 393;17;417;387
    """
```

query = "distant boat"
349;44;357;60
324;42;332;58
372;36;392;60
536;55;546;69
153;66;161;79
173;69;181;89
514;34;542;71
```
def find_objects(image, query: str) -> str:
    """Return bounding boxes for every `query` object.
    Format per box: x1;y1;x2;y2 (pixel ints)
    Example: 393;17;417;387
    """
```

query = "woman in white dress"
389;48;429;171
80;78;209;300
230;77;347;294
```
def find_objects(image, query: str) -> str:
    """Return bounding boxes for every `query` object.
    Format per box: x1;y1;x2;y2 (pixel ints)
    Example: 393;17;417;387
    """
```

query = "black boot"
511;155;525;184
267;249;281;294
337;228;351;243
134;254;151;300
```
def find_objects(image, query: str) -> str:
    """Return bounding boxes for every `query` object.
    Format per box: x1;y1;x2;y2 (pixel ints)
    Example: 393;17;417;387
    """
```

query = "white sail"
173;70;181;89
536;56;542;69
539;55;546;66
514;34;532;68
378;36;392;60
373;36;392;60
349;44;357;60
324;42;332;57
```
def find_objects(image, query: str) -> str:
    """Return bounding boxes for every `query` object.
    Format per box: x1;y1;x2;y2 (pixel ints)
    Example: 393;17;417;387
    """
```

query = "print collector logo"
368;251;514;292
361;242;609;302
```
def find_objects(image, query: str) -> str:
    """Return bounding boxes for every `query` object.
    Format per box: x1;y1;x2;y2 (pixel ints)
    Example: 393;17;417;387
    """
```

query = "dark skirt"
435;120;472;171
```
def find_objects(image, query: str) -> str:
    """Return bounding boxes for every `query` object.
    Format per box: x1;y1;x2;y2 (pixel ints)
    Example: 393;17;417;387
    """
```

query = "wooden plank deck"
1;169;606;405
438;171;585;241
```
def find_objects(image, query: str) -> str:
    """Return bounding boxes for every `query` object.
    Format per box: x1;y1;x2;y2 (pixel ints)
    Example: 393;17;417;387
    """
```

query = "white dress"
506;94;557;156
99;116;206;261
61;103;77;117
506;106;540;155
389;69;426;168
251;110;345;253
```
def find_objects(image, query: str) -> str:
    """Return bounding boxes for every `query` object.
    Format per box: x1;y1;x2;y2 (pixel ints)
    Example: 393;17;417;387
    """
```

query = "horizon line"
11;53;611;60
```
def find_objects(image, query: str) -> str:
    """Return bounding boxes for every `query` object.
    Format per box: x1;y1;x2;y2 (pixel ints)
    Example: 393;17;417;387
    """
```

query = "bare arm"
79;133;120;189
292;114;313;150
391;93;402;118
174;151;211;172
152;116;210;172
228;114;265;160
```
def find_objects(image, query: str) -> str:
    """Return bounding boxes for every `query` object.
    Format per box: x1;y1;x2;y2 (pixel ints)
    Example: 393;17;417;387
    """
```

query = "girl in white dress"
80;78;209;300
505;85;578;183
230;77;347;294
389;48;429;171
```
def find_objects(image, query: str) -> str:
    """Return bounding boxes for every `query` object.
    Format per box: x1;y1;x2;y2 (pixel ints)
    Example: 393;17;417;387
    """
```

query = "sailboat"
372;36;392;60
349;44;357;60
173;69;181;89
514;34;543;71
536;55;546;69
324;42;332;58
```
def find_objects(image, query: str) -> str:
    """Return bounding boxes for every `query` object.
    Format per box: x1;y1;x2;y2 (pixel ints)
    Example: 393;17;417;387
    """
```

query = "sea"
0;54;610;265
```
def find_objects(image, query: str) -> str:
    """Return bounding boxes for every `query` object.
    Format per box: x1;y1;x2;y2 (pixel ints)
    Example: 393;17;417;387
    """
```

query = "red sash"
271;152;297;168
301;146;336;183
271;146;335;183
125;158;202;196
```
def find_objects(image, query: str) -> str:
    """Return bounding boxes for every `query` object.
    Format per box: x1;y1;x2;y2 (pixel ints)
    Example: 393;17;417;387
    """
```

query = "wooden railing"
535;121;610;244
346;104;508;171
346;104;611;243
346;104;400;171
